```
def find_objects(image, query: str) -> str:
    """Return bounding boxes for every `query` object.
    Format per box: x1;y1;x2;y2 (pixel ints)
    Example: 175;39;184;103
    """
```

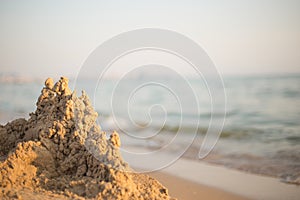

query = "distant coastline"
0;73;40;84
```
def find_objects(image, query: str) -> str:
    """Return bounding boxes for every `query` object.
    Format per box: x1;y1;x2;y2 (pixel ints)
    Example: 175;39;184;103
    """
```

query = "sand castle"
0;77;173;199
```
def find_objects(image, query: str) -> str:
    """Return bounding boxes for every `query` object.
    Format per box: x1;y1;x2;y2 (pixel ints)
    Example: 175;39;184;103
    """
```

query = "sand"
0;77;173;200
158;158;300;200
151;172;249;200
2;77;298;200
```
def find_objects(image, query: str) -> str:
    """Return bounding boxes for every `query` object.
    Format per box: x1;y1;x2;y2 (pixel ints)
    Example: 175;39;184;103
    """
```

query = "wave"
98;114;271;140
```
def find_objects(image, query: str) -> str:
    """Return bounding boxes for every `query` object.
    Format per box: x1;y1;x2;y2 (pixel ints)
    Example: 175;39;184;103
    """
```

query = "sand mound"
0;77;173;200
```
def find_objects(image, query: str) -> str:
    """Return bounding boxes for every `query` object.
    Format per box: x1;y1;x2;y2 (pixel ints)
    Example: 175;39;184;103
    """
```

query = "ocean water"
1;74;300;182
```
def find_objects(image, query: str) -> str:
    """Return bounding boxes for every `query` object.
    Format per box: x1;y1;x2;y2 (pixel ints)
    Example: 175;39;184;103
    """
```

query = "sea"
1;74;300;184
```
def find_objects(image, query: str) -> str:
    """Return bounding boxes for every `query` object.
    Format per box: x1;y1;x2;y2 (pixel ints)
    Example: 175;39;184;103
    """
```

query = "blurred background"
0;0;300;183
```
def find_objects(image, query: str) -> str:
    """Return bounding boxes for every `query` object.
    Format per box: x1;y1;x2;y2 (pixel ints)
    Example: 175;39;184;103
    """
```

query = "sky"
0;0;300;78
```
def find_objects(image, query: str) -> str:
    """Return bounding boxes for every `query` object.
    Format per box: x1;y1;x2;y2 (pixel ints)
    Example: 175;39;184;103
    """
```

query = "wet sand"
1;77;300;199
151;172;249;200
151;158;300;200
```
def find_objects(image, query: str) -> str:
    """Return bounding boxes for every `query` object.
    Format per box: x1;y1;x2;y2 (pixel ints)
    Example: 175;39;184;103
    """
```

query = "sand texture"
0;77;173;200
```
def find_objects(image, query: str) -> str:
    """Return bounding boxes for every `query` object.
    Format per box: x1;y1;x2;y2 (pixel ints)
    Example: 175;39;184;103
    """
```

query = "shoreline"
1;113;300;199
151;171;249;200
2;114;300;199
150;158;300;200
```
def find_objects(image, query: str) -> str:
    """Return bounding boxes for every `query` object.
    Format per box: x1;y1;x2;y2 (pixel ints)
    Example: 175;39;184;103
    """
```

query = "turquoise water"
1;74;300;181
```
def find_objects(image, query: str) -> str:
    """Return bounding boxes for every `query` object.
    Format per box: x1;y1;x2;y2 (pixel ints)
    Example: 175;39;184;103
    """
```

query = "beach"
0;77;173;199
151;158;300;200
1;76;300;199
152;171;248;200
1;0;300;199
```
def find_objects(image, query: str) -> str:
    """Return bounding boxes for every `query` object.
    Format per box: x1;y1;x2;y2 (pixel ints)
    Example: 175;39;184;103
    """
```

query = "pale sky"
0;0;300;78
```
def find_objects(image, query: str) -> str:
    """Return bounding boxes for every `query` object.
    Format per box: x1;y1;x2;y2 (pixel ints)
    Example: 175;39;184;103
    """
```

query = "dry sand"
0;77;173;200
